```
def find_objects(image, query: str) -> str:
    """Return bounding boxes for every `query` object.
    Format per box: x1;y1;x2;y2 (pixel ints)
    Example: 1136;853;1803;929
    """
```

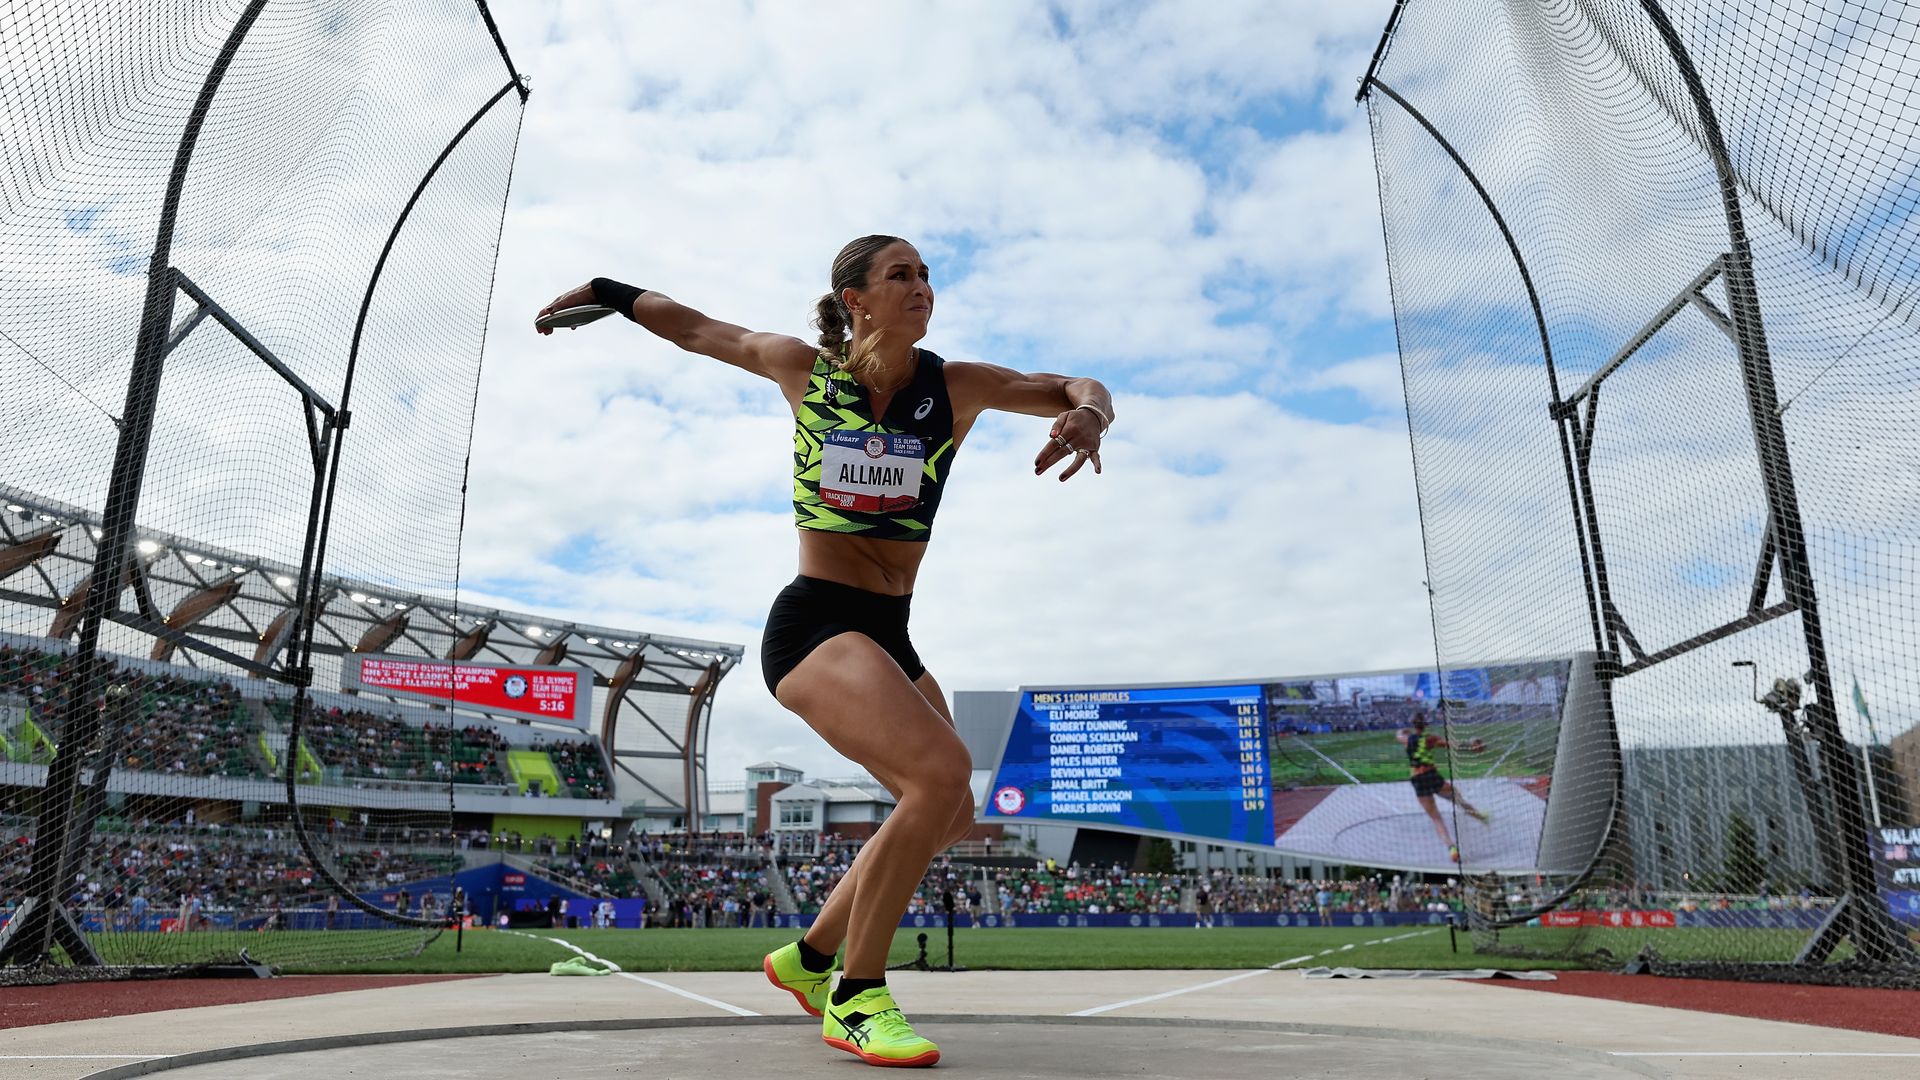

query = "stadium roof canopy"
0;482;743;825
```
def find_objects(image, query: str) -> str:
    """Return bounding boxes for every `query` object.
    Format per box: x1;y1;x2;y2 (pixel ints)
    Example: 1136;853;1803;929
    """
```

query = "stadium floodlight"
585;637;599;644
136;540;160;555
90;527;103;540
393;602;408;610
350;593;367;603
274;575;293;588
4;504;20;513
525;625;541;636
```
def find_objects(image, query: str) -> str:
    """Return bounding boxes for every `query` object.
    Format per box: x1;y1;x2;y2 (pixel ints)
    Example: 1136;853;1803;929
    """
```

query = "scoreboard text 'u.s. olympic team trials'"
986;684;1274;845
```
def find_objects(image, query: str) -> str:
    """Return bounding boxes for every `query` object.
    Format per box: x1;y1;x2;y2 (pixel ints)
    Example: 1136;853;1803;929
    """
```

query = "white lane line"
1070;969;1272;1016
614;972;760;1017
1612;1052;1920;1058
503;930;760;1018
1072;928;1442;1016
1268;928;1438;970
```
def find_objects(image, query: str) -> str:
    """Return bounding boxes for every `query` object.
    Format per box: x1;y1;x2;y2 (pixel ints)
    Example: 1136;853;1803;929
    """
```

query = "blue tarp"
56;861;640;933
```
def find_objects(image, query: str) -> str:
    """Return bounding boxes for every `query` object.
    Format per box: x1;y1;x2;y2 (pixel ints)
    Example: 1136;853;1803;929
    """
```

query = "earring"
864;313;871;321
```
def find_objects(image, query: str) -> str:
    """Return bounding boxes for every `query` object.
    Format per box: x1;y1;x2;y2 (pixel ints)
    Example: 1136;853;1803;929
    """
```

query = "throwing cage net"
0;0;525;980
1364;0;1920;985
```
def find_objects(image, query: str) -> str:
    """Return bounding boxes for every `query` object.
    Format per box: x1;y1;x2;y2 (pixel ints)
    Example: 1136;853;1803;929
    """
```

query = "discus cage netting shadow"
1363;0;1920;986
0;0;525;981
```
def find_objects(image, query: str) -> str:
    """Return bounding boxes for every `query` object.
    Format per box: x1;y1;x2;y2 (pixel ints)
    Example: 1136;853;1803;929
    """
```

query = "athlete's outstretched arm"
949;362;1114;481
535;281;813;396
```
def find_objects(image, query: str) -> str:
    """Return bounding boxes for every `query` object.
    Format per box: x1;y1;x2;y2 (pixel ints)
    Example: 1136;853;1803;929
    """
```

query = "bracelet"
1072;402;1111;434
589;277;647;320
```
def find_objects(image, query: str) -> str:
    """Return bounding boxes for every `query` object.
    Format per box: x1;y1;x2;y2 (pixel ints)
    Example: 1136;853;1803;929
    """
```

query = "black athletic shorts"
1410;769;1445;798
761;575;924;695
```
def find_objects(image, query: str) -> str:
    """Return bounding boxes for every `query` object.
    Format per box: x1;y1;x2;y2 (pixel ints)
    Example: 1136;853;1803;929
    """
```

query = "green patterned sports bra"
791;349;957;542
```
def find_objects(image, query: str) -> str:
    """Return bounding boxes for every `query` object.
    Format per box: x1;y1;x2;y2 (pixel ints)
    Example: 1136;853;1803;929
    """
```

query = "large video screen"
984;661;1571;872
984;685;1272;845
1265;660;1567;872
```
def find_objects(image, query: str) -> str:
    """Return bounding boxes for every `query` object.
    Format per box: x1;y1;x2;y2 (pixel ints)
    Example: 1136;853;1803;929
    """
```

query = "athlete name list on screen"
1033;691;1139;814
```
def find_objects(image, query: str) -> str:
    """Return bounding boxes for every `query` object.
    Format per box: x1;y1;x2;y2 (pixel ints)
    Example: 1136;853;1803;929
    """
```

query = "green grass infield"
1269;721;1546;787
258;924;1821;976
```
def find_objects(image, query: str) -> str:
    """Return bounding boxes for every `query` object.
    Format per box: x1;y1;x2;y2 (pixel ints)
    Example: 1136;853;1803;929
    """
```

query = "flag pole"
1853;673;1885;828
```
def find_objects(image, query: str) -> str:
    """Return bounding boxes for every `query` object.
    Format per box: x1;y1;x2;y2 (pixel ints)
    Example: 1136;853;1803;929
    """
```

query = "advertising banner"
342;654;591;729
1872;824;1920;927
1538;910;1676;928
769;910;1461;931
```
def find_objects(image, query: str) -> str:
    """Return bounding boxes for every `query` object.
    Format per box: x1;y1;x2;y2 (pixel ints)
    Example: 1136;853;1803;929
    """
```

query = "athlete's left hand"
1034;409;1104;481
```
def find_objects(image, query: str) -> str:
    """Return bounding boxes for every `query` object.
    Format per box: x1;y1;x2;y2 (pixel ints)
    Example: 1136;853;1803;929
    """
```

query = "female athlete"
1396;711;1490;864
537;236;1111;1067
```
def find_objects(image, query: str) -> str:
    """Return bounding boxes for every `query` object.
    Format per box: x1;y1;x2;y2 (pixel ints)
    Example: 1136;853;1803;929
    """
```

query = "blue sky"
464;1;1435;781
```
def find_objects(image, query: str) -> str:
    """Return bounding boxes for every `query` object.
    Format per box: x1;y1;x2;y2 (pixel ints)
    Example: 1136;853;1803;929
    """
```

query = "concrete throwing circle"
81;1015;1660;1079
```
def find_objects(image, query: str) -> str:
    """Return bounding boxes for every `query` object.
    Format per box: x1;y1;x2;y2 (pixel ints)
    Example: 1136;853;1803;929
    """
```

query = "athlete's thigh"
850;669;957;803
776;632;967;788
912;668;956;727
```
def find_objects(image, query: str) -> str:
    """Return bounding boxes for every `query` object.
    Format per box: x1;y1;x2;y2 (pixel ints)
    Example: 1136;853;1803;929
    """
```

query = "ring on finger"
1052;435;1071;448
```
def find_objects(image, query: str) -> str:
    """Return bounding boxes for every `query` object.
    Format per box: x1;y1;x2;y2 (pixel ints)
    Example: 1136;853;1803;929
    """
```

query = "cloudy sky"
466;1;1433;783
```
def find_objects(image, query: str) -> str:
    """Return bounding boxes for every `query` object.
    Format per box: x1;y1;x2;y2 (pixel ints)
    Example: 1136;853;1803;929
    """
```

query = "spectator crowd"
640;832;776;927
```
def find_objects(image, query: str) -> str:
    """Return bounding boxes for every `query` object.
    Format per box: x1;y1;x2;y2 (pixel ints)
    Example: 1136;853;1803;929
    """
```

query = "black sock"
795;937;835;973
832;977;886;1006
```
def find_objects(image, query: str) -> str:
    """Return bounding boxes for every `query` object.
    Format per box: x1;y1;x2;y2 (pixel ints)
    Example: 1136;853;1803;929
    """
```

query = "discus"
535;304;616;330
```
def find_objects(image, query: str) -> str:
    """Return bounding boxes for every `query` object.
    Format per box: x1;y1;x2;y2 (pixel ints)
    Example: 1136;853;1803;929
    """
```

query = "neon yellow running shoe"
822;984;940;1068
763;942;836;1017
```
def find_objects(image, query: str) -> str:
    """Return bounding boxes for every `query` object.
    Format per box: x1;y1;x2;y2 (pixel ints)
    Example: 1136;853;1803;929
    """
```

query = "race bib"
819;430;925;512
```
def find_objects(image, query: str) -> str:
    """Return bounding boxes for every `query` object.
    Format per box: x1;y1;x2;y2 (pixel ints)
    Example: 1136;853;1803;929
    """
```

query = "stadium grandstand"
0;481;742;825
0;481;742;974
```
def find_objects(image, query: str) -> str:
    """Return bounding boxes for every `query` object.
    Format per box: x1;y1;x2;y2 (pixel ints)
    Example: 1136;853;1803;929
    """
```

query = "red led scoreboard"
341;654;592;728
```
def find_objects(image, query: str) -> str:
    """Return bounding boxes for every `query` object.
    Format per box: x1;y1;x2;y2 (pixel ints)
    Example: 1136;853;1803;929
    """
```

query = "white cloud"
1300;353;1405;411
0;1;1426;792
446;1;1437;786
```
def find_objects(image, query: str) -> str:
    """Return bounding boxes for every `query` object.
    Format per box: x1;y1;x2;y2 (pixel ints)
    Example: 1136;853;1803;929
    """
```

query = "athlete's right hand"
534;283;596;335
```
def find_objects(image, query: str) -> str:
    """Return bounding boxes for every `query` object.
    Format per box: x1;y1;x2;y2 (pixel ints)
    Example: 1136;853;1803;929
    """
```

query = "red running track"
1481;971;1920;1040
0;974;481;1028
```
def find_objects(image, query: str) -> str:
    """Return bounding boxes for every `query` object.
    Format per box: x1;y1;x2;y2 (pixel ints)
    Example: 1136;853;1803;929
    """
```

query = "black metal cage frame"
1359;0;1915;972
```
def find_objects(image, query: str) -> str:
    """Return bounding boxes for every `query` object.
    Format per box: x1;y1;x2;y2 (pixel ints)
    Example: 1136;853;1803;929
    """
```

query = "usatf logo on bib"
819;430;925;512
